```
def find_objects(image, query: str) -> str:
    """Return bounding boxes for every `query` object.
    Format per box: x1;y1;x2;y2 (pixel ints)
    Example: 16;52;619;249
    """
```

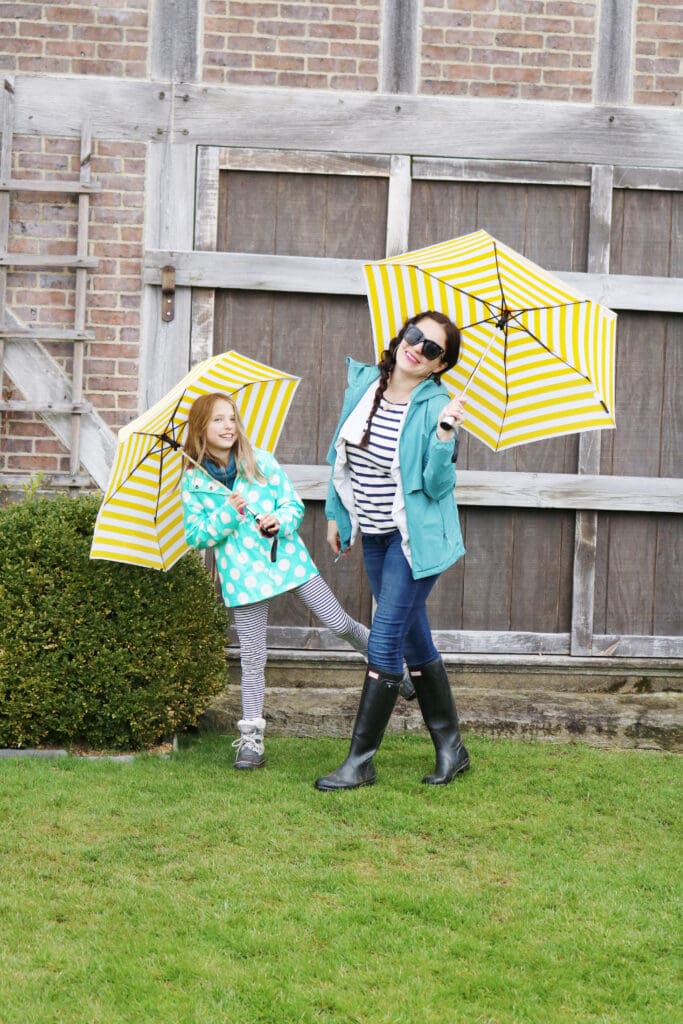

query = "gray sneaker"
232;717;266;769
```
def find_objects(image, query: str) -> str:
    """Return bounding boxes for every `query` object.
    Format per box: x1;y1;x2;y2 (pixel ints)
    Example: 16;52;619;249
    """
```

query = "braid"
359;349;393;449
357;310;459;448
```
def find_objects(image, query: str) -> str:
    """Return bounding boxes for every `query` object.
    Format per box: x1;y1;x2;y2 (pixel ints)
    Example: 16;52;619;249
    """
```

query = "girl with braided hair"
315;311;470;791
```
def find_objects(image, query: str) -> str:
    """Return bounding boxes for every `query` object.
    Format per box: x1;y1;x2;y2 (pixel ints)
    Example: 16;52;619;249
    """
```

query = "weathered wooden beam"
144;250;364;294
0;400;91;414
173;85;683;169
381;0;419;94
592;635;683;659
9;77;683;172
10;75;171;140
558;272;683;313
385;155;411;257
191;146;220;366
0;255;98;269
595;0;635;105
282;464;683;514
150;0;201;83
0;327;94;340
235;639;683;681
3;332;117;490
250;622;683;663
211;149;683;192
214;147;391;177
0;473;93;489
143;249;683;313
571;166;613;656
258;625;683;661
413;157;593;186
139;143;196;411
0;179;101;193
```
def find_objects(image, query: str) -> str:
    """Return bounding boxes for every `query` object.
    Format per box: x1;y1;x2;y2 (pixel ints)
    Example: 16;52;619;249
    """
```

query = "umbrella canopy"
90;350;300;570
364;229;617;451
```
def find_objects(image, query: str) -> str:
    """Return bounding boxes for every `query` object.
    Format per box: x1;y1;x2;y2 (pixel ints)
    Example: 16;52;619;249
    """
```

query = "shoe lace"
232;732;264;756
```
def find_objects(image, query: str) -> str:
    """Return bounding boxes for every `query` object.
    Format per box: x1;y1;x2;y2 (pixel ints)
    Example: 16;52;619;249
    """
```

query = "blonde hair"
184;393;264;482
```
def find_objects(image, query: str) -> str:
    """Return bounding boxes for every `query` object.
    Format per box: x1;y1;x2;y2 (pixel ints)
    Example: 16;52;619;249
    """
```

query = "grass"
0;733;680;1024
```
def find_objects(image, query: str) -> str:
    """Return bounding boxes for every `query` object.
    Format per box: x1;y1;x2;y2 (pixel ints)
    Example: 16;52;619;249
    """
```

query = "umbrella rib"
106;435;168;501
512;300;589;314
514;318;609;410
492;241;509;321
417;267;502;320
106;390;188;501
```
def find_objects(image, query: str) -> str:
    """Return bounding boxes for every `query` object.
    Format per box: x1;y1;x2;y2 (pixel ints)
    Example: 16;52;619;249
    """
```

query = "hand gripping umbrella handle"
255;514;279;563
183;448;279;561
439;415;456;431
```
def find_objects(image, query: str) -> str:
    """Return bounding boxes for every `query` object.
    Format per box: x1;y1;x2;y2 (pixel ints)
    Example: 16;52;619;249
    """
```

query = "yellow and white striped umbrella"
90;350;300;571
365;229;617;451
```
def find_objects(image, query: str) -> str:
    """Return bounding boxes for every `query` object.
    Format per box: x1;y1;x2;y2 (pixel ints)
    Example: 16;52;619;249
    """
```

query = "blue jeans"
362;530;441;674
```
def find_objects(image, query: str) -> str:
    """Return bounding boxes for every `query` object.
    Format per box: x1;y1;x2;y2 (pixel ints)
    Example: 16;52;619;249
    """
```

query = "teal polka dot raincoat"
181;450;318;608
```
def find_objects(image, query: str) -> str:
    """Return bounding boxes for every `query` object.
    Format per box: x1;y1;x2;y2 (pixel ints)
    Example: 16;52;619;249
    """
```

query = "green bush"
0;493;230;750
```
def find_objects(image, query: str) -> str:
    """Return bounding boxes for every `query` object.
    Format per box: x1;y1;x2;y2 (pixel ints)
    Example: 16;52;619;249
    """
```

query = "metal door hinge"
161;264;175;322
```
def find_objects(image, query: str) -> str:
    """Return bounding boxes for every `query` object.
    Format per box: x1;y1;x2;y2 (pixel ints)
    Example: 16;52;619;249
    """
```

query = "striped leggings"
231;574;369;720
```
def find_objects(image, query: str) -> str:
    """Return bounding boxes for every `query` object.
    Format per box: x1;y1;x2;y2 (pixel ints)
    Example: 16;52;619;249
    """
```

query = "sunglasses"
403;324;446;362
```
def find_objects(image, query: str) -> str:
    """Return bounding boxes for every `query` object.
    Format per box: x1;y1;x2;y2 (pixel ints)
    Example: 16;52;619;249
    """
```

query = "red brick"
277;72;329;87
330;75;378;90
226;70;278;84
3;37;42;53
18;56;70;72
97;9;148;28
520;82;571;99
492;66;541;83
18;22;69;38
76;26;126;43
71;59;125;75
470;82;520;98
522;49;571;67
494;32;545;47
258;19;307;36
280;3;329;19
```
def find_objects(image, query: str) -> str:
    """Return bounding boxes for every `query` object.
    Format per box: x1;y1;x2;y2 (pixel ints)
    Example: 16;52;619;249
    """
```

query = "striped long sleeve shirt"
345;397;408;534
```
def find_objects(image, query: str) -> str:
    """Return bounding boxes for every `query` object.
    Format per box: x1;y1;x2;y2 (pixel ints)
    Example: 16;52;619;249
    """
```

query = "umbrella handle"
186;453;277;555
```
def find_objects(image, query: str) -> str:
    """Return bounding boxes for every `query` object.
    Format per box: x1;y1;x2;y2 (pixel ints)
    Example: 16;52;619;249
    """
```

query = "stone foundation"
199;651;683;753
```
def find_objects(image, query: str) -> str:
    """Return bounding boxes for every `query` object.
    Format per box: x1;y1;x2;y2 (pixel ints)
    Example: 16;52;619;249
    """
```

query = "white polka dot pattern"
181;450;318;607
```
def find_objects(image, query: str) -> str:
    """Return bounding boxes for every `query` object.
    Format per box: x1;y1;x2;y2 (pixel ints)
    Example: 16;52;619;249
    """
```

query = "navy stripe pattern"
346;398;408;534
232;575;369;718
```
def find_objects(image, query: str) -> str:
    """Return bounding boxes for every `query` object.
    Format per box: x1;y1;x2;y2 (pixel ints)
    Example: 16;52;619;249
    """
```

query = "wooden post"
385;155;411;258
571;164;614;655
0;77;14;390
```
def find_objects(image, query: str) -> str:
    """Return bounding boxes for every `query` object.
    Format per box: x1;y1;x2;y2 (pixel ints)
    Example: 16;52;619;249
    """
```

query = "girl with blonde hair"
182;392;412;770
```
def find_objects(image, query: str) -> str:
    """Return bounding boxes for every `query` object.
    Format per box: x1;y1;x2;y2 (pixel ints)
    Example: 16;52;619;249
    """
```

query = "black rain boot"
314;667;402;791
410;657;470;785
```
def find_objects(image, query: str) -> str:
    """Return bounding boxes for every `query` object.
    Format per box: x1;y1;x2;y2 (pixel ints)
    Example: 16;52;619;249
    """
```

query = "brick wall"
421;0;597;101
1;0;149;77
0;0;681;483
634;0;683;106
203;0;382;89
1;136;146;475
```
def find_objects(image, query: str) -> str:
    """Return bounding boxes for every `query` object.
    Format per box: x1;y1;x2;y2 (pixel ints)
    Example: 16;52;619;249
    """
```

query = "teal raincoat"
325;358;465;580
181;449;318;607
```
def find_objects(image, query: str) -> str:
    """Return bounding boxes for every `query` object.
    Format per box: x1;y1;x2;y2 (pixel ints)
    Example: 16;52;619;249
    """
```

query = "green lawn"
0;734;680;1024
